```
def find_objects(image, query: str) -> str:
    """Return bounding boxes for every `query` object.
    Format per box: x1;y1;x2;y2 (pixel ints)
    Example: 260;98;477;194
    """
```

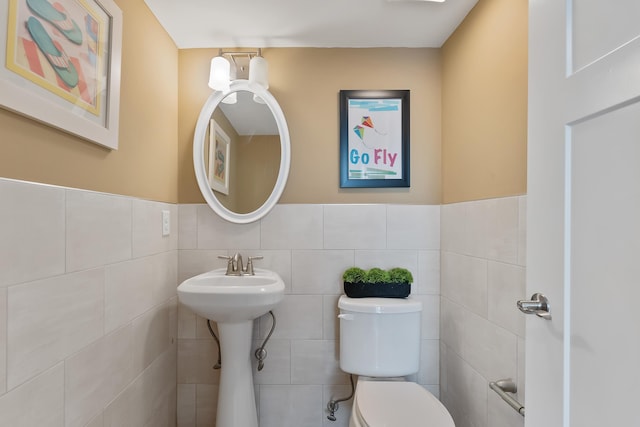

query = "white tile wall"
418;250;441;295
177;384;196;426
178;205;198;250
292;250;353;294
252;339;291;385
264;295;324;340
261;204;324;249
0;363;64;427
105;258;156;333
0;178;177;426
65;325;135;427
197;205;260;249
441;348;488;427
133;200;178;257
440;196;526;427
323;205;387;249
259;385;323;427
7;268;104;389
177;203;441;426
442;251;488;316
290;340;347;385
488;261;526;337
66;190;133;272
0;180;65;286
0;177;525;427
387;205;440;249
195;384;219;426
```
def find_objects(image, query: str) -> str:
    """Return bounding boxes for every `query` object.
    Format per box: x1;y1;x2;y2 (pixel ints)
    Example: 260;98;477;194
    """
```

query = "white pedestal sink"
177;268;285;427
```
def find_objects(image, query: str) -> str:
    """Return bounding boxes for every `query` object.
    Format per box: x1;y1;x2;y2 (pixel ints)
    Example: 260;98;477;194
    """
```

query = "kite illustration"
353;116;387;147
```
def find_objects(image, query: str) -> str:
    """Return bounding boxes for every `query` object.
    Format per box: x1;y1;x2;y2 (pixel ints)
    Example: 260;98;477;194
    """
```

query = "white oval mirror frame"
193;80;291;223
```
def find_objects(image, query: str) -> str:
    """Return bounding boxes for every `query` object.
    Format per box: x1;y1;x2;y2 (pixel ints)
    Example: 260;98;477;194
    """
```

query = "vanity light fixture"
208;51;231;92
208;48;269;101
249;54;268;88
249;54;269;104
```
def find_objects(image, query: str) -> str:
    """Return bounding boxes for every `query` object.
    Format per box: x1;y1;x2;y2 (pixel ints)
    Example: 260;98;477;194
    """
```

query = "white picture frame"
0;0;122;150
208;119;230;195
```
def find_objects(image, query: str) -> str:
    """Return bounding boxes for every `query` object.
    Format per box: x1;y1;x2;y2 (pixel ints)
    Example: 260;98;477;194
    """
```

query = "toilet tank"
338;295;422;377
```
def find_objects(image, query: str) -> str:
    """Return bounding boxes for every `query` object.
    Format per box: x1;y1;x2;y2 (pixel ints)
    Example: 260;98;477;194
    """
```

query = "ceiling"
144;0;479;49
219;91;279;136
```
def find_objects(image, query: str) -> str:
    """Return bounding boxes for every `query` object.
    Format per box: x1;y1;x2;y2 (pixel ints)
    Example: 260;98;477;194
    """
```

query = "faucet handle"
218;255;235;275
245;256;263;275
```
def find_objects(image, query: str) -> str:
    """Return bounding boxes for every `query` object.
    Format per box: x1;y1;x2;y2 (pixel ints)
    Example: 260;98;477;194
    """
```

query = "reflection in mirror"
193;79;290;224
204;90;281;214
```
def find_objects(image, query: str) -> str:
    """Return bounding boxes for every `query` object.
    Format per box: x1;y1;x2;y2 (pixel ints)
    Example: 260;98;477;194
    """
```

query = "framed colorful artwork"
208;119;230;195
0;0;122;149
339;89;410;188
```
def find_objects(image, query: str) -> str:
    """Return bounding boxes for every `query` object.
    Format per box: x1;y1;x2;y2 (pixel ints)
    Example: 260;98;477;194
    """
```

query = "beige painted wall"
179;48;442;204
0;0;524;207
441;0;528;204
236;135;280;213
0;0;179;203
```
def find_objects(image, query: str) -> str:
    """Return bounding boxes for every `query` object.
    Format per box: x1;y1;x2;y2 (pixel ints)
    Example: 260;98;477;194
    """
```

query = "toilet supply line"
326;374;355;422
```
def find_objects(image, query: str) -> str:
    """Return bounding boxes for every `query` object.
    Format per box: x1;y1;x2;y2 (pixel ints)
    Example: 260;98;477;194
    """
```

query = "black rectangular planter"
343;282;411;298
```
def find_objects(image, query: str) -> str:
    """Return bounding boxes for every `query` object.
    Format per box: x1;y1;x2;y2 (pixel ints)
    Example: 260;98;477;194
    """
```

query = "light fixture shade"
221;92;237;104
253;94;266;104
249;56;269;89
208;56;231;91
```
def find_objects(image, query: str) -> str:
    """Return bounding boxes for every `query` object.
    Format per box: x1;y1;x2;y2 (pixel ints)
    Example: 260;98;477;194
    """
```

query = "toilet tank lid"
339;295;422;314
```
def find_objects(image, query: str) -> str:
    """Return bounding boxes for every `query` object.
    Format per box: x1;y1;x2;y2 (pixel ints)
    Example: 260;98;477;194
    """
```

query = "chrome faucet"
232;252;244;275
224;253;244;276
218;253;263;276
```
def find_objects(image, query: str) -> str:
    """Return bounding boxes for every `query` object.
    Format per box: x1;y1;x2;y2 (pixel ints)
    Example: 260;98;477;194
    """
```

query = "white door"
526;0;640;426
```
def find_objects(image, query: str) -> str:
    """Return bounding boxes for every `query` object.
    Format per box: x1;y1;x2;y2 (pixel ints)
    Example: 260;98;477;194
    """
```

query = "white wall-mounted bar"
489;379;525;417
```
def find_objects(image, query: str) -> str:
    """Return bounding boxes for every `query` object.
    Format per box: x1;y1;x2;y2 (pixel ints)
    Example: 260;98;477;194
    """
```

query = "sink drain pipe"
206;310;277;372
206;319;222;369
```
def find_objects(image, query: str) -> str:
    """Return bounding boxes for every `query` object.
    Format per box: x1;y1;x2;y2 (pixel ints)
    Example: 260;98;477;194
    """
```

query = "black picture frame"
339;89;410;188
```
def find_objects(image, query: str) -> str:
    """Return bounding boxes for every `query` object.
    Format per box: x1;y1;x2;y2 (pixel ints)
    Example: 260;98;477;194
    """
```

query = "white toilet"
338;295;455;427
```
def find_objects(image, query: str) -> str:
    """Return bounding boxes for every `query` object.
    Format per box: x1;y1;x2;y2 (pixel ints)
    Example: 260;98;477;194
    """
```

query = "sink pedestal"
216;321;258;427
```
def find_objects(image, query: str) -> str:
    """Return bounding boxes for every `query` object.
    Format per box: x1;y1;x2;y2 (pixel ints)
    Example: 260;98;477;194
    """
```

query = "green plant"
388;267;413;284
343;267;414;284
366;268;391;284
342;267;367;283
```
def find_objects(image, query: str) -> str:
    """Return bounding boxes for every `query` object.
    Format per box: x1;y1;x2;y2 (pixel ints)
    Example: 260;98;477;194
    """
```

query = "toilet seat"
353;381;455;427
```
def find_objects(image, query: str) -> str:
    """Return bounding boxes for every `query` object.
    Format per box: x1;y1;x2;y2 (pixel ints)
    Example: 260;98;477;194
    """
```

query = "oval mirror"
193;80;291;223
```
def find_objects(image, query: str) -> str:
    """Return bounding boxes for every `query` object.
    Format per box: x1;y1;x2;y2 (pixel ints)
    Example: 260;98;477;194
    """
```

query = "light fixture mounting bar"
218;49;263;79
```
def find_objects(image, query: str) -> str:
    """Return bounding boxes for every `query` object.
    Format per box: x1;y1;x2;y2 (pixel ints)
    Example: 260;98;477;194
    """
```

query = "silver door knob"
517;293;551;320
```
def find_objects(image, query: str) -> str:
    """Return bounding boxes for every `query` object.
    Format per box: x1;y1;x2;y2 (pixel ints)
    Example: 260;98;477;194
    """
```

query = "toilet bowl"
350;379;454;427
338;296;455;427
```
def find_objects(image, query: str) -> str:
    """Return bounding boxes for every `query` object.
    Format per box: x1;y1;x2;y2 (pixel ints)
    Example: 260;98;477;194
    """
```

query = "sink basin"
177;268;285;322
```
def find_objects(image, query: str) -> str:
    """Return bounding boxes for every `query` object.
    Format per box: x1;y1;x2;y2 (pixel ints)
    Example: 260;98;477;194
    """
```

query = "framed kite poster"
0;0;122;149
339;90;410;188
